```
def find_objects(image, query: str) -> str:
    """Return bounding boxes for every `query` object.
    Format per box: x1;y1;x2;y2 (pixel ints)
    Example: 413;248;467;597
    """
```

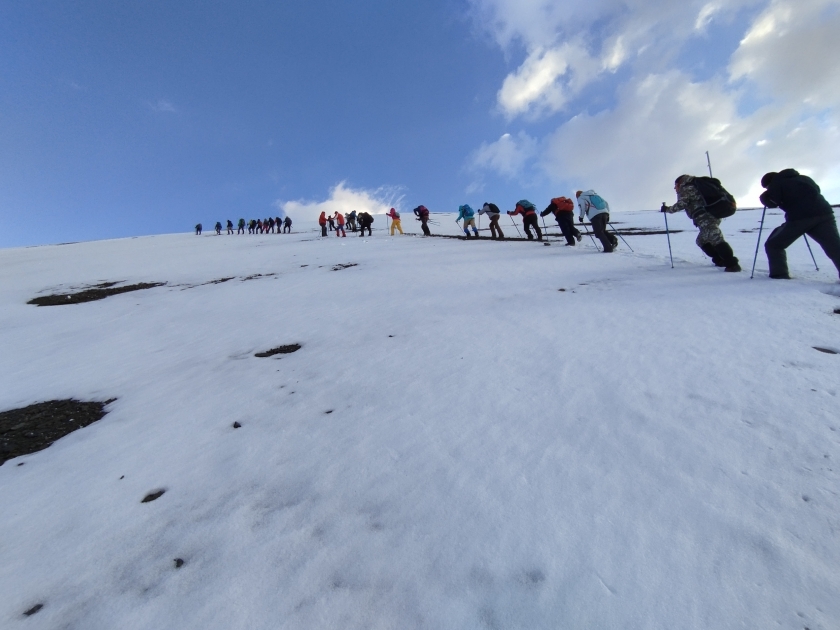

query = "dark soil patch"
174;558;185;568
206;277;234;285
29;283;164;306
255;344;302;358
142;489;166;503
331;263;358;271
242;273;276;281
813;346;838;355
233;421;242;429
23;604;43;617
834;308;840;315
0;399;115;466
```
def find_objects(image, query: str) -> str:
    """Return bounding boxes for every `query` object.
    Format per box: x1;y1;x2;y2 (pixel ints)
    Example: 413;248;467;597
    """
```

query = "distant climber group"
194;168;840;281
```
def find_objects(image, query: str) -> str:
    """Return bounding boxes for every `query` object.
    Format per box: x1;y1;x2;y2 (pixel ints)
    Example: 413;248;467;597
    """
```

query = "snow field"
1;209;839;629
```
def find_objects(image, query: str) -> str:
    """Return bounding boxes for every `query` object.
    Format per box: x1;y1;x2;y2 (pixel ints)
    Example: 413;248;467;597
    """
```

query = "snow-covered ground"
1;208;839;629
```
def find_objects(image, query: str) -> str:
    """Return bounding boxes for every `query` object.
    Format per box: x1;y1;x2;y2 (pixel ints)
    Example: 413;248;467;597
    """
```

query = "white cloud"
497;44;601;118
276;181;404;223
539;71;840;210
468;0;840;209
149;99;177;113
695;3;722;31
729;0;840;108
473;0;763;120
469;132;538;178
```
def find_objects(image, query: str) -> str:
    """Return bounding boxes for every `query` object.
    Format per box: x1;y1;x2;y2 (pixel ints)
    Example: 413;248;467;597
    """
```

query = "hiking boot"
700;243;725;266
575;233;582;242
714;242;740;271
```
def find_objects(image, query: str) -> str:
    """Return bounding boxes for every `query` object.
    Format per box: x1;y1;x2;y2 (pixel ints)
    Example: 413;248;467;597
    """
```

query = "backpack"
483;203;500;214
691;177;737;218
588;194;607;210
551;197;574;213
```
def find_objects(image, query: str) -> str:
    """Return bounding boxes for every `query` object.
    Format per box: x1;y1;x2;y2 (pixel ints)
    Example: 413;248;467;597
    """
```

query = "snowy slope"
1;210;839;630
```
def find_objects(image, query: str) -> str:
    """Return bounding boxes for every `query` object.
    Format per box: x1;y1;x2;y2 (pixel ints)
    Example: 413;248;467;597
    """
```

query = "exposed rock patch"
255;344;302;358
29;283;164;306
0;399;115;466
142;489;166;503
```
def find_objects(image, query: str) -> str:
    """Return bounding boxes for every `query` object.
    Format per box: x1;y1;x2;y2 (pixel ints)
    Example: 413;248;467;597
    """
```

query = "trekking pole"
750;206;767;279
582;224;600;251
609;222;634;252
663;210;674;268
541;216;549;234
508;215;522;238
804;235;820;271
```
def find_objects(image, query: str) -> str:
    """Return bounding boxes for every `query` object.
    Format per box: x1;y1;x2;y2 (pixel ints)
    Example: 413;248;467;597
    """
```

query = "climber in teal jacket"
457;204;479;239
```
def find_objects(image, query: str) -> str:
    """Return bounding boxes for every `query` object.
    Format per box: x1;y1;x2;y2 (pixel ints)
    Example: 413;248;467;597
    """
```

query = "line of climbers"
317;211;374;237
454;192;614;249
197;218;294;235
194;168;840;281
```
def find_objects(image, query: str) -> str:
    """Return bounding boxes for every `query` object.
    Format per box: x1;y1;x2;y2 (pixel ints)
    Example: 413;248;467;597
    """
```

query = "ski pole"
581;223;600;251
541;215;549;234
804;234;819;271
508;215;522;238
663;209;674;268
609;222;634;252
750;206;767;279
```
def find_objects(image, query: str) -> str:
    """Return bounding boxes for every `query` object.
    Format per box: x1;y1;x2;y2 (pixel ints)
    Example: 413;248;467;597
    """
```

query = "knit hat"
575;190;582;198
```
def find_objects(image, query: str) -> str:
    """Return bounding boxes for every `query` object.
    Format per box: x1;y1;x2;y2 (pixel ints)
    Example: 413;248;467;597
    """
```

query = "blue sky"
2;0;839;247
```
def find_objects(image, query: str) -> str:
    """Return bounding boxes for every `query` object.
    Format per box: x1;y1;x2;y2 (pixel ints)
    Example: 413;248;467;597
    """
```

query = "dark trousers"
320;225;327;237
420;218;431;236
591;213;617;252
523;214;542;240
359;224;372;236
489;215;504;239
765;216;840;278
283;225;290;233
555;212;580;245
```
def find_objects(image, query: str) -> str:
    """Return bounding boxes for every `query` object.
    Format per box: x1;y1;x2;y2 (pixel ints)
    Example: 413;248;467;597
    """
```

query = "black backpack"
485;203;500;214
692;177;736;218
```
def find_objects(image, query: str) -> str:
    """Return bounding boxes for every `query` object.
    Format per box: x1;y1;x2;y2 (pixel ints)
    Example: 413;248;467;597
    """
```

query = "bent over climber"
358;211;374;236
413;205;431;236
661;175;740;271
508;200;542;240
760;169;840;280
541;197;581;246
457;204;479;238
478;203;504;240
577;190;617;252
